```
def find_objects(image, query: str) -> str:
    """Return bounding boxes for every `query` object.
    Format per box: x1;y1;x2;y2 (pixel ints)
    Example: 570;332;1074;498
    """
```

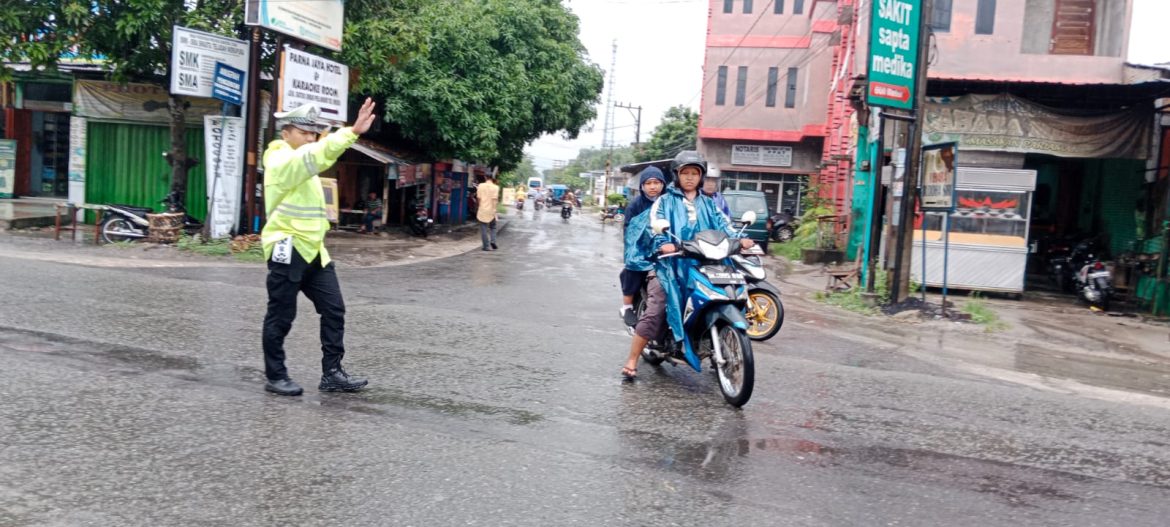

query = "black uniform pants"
262;251;346;381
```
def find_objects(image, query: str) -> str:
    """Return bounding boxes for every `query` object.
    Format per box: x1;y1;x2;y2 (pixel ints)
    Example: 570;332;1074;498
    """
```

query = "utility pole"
600;40;617;209
889;0;933;303
242;26;262;234
614;102;643;144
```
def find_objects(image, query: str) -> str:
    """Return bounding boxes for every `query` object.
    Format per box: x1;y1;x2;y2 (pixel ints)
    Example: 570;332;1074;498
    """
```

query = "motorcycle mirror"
740;211;757;225
651;219;671;234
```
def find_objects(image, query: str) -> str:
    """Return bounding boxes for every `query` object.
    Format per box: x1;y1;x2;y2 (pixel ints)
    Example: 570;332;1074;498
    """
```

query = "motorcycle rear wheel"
745;289;783;341
772;226;794;242
707;323;754;407
101;217;143;244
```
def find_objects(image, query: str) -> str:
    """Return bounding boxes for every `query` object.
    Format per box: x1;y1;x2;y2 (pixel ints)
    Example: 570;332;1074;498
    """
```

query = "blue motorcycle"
637;213;757;407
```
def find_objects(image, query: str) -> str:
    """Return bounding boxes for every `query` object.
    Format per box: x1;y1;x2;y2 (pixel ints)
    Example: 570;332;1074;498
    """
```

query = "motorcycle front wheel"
707;322;754;407
772;226;794;242
745;289;783;341
101;217;143;244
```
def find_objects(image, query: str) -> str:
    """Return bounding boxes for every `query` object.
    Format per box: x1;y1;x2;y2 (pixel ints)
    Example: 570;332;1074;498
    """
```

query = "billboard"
245;0;343;51
170;26;250;100
281;47;349;123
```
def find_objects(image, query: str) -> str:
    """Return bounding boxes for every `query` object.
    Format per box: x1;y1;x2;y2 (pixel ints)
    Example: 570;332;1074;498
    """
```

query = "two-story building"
697;0;844;218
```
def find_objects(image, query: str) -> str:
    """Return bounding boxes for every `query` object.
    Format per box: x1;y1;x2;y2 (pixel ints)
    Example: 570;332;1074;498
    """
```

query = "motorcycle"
600;205;624;224
534;198;543;211
100;191;204;244
1074;252;1114;311
767;209;798;243
516;197;525;211
636;211;759;407
731;244;784;341
561;203;573;221
407;201;434;237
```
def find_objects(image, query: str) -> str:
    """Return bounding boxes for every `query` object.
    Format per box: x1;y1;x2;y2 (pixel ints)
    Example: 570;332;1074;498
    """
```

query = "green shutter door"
85;122;207;223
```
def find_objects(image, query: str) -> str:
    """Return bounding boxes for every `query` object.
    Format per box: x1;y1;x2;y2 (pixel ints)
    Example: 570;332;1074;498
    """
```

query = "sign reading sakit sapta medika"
867;0;921;110
281;47;349;123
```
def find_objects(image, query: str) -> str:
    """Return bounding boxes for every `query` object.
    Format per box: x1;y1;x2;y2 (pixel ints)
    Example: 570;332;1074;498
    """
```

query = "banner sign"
281;47;349;123
731;144;793;167
0;140;15;198
867;0;921;110
245;0;343;51
924;94;1151;159
68;117;86;182
920;142;957;210
170;26;250;100
203;116;246;238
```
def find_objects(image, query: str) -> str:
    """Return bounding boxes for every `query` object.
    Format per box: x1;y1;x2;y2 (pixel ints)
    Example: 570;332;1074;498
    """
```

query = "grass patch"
176;233;264;263
815;289;879;315
962;293;1008;331
771;240;804;262
107;240;138;249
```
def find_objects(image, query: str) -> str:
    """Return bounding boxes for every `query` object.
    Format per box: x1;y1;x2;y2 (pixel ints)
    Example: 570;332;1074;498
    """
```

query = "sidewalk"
0;219;510;269
764;253;1170;404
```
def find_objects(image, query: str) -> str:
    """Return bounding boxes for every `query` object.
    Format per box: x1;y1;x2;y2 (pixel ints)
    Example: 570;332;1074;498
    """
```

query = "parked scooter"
407;201;434;237
600;205;624;224
731;244;784;341
767;209;798;242
1074;251;1114;311
636;211;758;407
100;191;204;244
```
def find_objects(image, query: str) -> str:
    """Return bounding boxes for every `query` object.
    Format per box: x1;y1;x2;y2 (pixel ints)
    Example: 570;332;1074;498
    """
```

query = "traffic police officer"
260;98;377;396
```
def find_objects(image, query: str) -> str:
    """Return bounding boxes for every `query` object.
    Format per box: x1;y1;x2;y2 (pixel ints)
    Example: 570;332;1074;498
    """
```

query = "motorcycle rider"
650;151;754;360
618;166;667;328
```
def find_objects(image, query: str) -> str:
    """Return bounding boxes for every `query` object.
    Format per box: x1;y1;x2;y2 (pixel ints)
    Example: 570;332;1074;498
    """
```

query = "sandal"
621;366;637;381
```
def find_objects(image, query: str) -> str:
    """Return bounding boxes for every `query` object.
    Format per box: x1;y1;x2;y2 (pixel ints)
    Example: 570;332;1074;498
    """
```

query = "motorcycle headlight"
698;238;731;260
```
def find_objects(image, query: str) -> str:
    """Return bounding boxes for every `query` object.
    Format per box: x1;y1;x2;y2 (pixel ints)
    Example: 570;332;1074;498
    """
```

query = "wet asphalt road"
2;208;1170;526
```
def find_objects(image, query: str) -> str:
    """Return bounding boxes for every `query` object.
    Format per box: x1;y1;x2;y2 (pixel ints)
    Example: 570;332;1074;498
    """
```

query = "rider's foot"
620;306;638;327
621;365;637;381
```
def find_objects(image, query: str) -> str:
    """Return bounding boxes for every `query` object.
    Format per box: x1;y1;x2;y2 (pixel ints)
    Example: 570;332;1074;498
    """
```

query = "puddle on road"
333;388;545;426
1013;343;1170;398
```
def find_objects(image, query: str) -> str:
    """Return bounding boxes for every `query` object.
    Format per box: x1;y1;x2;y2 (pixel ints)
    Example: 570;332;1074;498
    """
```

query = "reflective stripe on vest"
275;203;327;219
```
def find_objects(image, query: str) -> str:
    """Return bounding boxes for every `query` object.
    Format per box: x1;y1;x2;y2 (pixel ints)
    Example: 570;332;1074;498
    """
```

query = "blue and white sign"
170;26;249;101
212;63;245;105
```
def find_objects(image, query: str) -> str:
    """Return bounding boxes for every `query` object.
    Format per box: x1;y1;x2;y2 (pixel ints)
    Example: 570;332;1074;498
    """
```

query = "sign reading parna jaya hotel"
867;0;921;110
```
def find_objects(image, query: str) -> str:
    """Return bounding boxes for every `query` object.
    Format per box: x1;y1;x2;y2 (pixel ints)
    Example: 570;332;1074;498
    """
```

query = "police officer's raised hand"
352;98;377;135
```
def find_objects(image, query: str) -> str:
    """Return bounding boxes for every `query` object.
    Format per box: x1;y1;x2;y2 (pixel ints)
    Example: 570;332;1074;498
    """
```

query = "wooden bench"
54;203;106;245
825;253;863;291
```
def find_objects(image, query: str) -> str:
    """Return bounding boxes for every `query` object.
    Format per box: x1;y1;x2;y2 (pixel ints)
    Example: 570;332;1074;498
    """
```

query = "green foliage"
343;0;604;169
499;155;538;188
0;0;91;78
546;145;636;187
814;289;879;316
177;233;231;257
606;193;627;208
962;293;1007;331
635;105;698;162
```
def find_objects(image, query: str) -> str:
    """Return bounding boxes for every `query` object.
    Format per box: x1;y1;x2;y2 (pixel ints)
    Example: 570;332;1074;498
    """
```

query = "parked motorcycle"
100;191;204;244
731;244;784;341
767;209;798;243
1074;254;1114;311
636;211;759;407
600;205;624;224
407;201;434;237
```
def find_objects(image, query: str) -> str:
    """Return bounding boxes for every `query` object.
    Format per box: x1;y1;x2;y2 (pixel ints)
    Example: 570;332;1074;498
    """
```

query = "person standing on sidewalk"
477;174;500;251
259;99;377;396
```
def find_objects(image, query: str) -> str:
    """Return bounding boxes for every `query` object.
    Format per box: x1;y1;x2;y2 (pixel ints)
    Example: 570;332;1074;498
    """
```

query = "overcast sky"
525;0;1170;171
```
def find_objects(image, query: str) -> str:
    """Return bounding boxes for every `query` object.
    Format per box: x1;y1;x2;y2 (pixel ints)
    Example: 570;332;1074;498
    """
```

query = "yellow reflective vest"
261;128;359;266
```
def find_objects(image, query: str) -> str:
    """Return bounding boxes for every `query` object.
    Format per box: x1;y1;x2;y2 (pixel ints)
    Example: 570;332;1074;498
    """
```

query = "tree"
635;105;698;162
499;155;537;188
0;1;90;74
343;0;604;170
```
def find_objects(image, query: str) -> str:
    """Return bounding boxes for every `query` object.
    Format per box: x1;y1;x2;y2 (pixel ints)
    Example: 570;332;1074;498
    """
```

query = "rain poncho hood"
622;167;669;272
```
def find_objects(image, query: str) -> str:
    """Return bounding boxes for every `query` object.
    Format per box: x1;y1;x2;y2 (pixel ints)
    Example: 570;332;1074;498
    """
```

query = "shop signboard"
170;26;250;101
281;47;349;123
211;63;245;105
867;0;921;110
0;140;15;198
245;0;343;51
731;144;793;167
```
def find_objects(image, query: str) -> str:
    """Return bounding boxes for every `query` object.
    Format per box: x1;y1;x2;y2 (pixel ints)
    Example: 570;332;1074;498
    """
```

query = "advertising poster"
246;0;344;51
281;47;349;123
921;142;957;210
0;140;15;198
203;116;246;238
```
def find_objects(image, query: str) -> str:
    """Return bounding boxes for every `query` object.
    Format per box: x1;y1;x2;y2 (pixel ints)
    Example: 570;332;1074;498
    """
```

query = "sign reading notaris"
731;145;793;168
281;47;349;123
867;0;921;110
170;26;250;100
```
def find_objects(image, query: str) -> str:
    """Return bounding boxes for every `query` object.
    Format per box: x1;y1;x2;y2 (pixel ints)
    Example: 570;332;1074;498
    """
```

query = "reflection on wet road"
1;208;1169;525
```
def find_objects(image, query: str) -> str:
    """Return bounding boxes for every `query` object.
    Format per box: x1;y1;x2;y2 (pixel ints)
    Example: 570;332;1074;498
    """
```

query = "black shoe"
620;307;638;327
265;378;304;396
319;368;368;392
490;242;498;250
482;247;490;251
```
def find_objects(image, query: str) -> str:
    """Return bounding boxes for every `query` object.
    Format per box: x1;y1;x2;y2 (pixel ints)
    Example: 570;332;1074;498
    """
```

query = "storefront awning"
350;140;412;166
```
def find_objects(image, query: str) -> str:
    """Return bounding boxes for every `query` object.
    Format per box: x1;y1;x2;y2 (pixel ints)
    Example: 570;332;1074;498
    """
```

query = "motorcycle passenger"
702;173;732;219
651;151;754;359
618;166;667;328
619;167;668;380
